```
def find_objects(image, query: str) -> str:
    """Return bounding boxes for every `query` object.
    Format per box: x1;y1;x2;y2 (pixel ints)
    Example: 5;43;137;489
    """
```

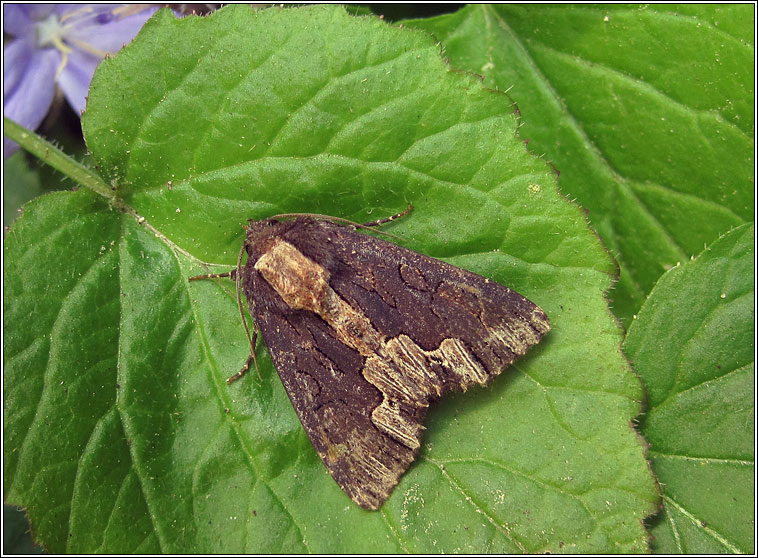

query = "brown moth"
190;207;550;510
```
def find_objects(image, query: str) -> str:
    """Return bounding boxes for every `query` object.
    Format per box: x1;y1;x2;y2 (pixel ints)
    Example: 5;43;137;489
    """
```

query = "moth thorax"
254;239;330;312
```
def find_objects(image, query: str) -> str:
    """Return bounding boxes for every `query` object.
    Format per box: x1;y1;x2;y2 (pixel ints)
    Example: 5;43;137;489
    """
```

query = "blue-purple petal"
67;5;159;53
52;4;107;18
58;49;100;114
3;48;58;156
3;37;34;98
3;4;163;157
2;4;49;36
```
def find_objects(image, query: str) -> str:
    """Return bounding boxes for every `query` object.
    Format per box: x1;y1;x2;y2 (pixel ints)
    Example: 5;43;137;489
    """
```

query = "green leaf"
4;5;656;553
3;152;44;226
406;4;754;326
624;223;755;553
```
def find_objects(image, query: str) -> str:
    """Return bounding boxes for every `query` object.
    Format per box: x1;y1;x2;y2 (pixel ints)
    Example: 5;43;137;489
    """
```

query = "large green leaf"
624;223;754;553
4;5;656;553
406;4;754;326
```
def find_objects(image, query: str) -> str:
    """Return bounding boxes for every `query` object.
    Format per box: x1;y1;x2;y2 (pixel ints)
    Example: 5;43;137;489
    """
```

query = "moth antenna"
188;270;234;281
361;203;413;227
269;204;413;240
230;240;262;383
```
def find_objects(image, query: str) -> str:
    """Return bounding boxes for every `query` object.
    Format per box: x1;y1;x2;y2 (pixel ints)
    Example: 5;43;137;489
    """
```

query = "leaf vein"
422;455;528;552
663;494;743;553
648;451;753;467
184;276;314;552
379;508;411;553
263;47;430;158
655;360;753;413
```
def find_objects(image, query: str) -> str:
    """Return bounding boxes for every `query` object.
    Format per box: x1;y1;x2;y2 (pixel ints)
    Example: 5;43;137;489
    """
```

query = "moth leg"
361;203;413;227
226;353;252;384
188;265;262;382
226;328;262;384
188;269;238;282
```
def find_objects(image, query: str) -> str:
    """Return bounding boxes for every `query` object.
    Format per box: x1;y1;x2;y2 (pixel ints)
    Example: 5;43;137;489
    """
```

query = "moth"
190;206;550;510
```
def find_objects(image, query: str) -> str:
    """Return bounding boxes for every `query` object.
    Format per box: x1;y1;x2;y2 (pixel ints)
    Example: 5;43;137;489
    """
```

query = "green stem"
4;117;203;263
3;116;116;203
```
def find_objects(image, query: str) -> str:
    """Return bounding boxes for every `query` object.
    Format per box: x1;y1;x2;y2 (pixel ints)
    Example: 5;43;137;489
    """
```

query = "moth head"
246;218;287;245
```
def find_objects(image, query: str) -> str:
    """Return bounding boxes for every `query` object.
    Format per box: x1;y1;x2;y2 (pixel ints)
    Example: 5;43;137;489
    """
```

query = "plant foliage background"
3;4;754;554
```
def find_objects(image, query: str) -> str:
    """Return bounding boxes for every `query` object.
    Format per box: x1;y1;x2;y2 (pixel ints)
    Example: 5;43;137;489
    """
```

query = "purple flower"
3;4;158;157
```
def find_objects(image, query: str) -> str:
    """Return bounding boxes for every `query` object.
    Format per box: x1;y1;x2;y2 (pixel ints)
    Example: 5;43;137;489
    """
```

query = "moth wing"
323;224;551;388
248;266;415;510
245;219;549;509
